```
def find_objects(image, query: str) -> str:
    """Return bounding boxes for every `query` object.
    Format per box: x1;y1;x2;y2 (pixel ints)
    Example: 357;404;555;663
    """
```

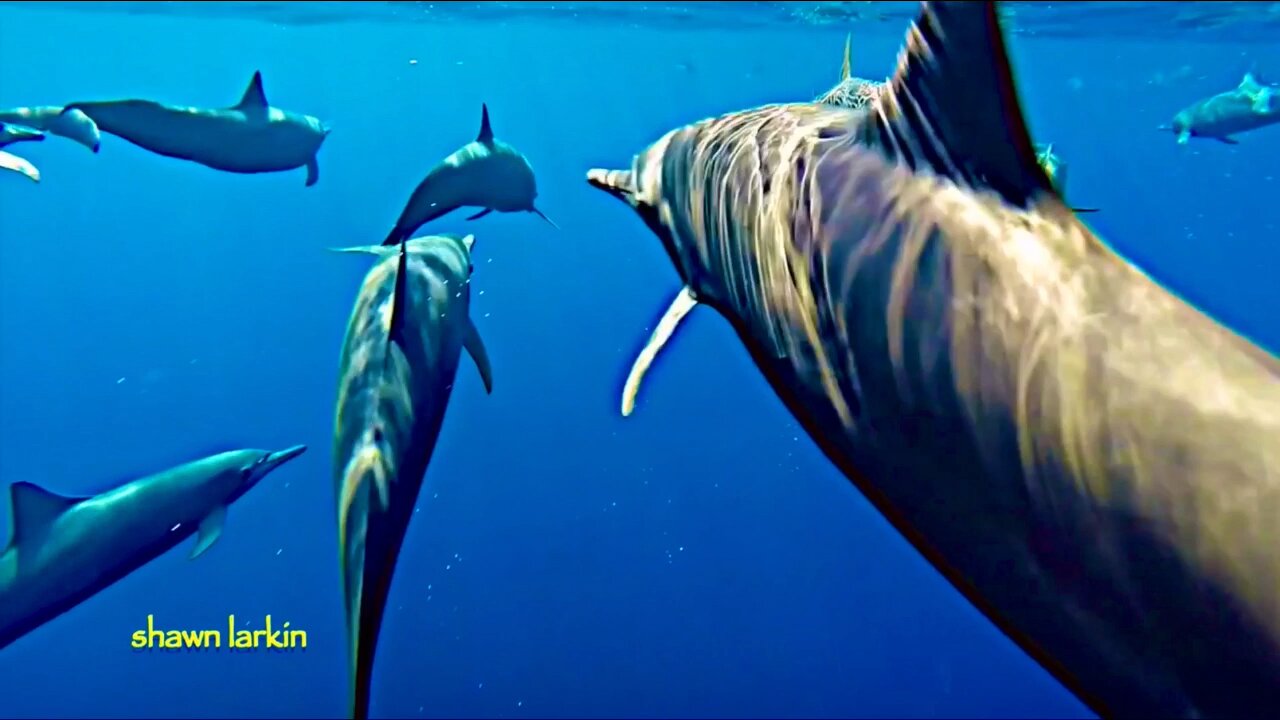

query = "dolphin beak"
264;444;307;472
587;168;636;205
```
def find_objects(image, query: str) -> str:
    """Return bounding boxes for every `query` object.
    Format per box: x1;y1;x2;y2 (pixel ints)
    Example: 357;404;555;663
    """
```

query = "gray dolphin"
333;233;492;720
587;1;1280;717
1162;71;1280;144
1035;143;1099;213
0;149;39;182
0;121;45;148
380;104;555;246
0;445;306;650
65;71;330;185
814;33;887;111
0;106;100;153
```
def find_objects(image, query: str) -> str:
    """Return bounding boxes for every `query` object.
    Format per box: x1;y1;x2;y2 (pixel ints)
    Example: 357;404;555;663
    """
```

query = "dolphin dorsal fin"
476;103;495;145
1240;71;1260;90
236;71;269;111
840;33;852;81
7;482;84;548
868;2;1054;208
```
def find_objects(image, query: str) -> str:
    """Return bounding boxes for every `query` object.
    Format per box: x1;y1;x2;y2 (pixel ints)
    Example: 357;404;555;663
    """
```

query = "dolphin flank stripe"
588;1;1280;717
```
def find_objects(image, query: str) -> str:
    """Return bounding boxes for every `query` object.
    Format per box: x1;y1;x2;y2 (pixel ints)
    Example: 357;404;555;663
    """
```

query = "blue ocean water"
0;2;1277;718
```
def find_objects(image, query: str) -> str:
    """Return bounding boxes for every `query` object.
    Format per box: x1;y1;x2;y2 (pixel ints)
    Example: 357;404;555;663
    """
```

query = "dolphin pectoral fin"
305;156;319;187
532;207;559;230
621;285;699;417
190;504;227;560
463;319;493;394
465;208;493;221
0;150;39;183
1216;136;1240;145
1177;130;1191;145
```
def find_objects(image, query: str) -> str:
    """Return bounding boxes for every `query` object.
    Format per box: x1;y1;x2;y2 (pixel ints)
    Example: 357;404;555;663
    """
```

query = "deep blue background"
1;5;1277;719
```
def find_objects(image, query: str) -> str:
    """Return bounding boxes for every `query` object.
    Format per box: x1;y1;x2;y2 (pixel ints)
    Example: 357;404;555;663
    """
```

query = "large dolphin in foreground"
380;104;555;246
333;234;492;720
65;71;330;185
588;1;1280;717
1162;72;1280;145
0;106;100;153
0;445;307;650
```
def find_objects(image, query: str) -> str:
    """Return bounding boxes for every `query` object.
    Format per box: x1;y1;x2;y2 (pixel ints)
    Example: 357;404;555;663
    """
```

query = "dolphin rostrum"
380;104;555;246
333;233;492;719
0;445;307;650
65;71;330;185
0;106;100;153
1162;71;1280;145
0;150;39;183
1035;143;1099;213
587;1;1280;717
814;33;887;111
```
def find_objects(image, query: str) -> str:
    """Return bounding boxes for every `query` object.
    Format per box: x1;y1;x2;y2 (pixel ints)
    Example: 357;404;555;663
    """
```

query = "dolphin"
0;121;45;148
379;103;555;246
0;106;100;153
587;1;1280;717
65;71;330;185
333;233;492;720
814;33;888;111
1035;143;1099;213
0;149;39;182
0;445;306;650
1162;71;1280;144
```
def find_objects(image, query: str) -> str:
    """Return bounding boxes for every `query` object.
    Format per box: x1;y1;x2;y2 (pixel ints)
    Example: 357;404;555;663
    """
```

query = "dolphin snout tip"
269;444;307;465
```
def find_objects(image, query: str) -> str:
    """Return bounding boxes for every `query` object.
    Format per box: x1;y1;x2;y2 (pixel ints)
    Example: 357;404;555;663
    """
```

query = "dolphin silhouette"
0;445;306;650
65;71;330;185
332;234;492;720
0;106;100;153
587;1;1280;717
1161;71;1280;145
380;104;555;246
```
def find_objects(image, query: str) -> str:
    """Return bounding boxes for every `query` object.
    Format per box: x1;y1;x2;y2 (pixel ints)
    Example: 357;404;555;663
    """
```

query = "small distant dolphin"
380;103;555;246
0;106;100;153
0;445;306;650
1035;143;1099;213
65;71;330;185
588;1;1280;717
0;121;44;148
333;233;492;720
814;33;887;110
0;150;39;182
1162;71;1280;144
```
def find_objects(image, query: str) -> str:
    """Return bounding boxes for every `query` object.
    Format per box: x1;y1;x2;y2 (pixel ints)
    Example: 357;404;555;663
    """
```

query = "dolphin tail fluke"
532;207;559;230
305;156;320;187
621;286;699;417
463;318;493;394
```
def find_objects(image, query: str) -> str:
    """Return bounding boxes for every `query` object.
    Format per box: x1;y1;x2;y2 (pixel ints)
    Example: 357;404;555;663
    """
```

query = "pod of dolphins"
2;2;1278;719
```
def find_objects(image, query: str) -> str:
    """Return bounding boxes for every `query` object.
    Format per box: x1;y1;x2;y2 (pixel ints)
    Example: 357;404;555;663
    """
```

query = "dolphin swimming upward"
588;1;1280;717
333;234;492;720
1162;71;1280;145
380;104;555;246
0;445;306;650
65;71;330;185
